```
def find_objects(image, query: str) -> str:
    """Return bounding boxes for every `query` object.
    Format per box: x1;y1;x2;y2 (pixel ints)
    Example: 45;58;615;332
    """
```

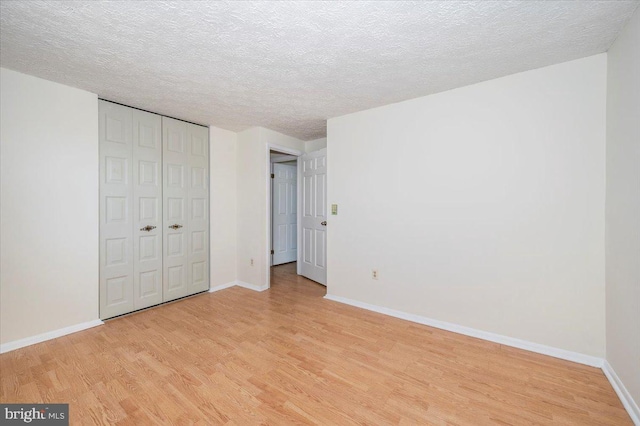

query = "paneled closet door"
163;117;190;301
187;124;209;295
132;110;163;310
99;101;134;319
101;103;208;316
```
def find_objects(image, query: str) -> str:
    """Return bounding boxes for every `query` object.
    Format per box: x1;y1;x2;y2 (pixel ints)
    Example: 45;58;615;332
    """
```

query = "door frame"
265;144;303;290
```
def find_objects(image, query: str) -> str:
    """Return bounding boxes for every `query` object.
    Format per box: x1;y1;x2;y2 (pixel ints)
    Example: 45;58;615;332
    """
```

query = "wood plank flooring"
0;262;632;424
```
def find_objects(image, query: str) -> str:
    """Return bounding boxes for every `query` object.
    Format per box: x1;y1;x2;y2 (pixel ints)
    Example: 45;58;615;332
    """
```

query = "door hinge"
270;249;274;255
271;173;274;178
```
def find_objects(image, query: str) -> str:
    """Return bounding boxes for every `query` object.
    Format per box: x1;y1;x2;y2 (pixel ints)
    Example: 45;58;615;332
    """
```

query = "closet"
99;100;209;319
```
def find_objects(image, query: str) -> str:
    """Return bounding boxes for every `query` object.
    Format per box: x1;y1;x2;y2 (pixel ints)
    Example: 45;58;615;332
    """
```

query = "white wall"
327;54;607;357
209;126;238;287
1;68;99;344
236;127;305;288
606;6;640;413
305;137;327;152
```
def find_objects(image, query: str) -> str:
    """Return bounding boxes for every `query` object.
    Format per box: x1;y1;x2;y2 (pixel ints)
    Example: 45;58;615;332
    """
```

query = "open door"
300;148;327;285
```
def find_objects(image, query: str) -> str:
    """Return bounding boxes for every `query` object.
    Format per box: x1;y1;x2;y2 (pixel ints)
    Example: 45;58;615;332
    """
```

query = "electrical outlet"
250;258;254;266
372;269;379;280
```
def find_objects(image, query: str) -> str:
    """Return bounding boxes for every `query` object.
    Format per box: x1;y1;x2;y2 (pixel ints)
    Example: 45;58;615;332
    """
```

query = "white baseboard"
324;294;603;368
0;319;104;354
236;280;269;292
208;281;238;293
603;361;640;425
209;281;269;293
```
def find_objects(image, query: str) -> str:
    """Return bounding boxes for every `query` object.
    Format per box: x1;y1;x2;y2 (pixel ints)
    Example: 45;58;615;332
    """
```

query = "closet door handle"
169;224;183;230
140;225;156;232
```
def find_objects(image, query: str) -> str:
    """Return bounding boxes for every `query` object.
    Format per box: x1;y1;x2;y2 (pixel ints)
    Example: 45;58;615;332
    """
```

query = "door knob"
321;221;327;226
169;224;183;230
140;225;156;232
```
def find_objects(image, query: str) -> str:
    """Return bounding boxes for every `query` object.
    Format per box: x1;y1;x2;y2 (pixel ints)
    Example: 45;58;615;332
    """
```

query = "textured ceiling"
1;1;638;140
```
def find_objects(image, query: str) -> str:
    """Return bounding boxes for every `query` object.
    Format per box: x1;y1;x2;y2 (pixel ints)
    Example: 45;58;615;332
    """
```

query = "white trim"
324;294;604;368
237;280;269;292
0;319;104;354
603;361;640;425
209;280;271;293
297;155;302;276
265;143;303;291
271;154;297;163
208;281;237;293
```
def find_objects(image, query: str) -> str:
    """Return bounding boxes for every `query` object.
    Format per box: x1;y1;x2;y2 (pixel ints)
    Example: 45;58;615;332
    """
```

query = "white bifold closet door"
132;110;163;310
99;101;209;319
99;101;163;318
162;117;209;302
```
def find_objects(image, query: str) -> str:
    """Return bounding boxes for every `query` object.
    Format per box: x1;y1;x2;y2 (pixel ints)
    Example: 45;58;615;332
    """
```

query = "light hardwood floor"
0;263;631;425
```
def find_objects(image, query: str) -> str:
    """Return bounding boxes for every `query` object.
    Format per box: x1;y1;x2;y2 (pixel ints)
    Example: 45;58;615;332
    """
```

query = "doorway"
265;145;328;289
270;152;298;267
265;144;302;290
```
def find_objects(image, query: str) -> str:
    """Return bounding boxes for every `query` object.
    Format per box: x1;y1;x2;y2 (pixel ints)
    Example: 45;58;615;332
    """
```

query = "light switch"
331;204;338;215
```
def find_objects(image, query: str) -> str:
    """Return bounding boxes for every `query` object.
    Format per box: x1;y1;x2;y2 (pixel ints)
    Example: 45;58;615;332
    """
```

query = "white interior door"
100;101;208;317
300;148;327;285
99;101;134;318
272;163;297;266
162;117;189;302
132;109;163;310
